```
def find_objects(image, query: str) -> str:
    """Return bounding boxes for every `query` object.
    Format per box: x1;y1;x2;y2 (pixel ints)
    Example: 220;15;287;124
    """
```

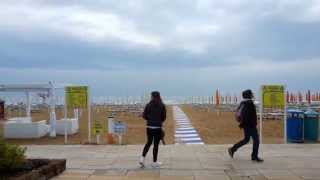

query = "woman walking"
228;89;263;162
139;91;166;168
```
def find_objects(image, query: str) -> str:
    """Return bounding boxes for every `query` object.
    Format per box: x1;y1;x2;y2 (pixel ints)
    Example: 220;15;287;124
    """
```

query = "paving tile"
85;169;125;176
52;173;89;180
193;170;227;176
88;175;124;180
160;176;194;180
228;176;251;180
127;169;160;178
172;161;202;169
24;144;320;180
63;169;95;175
249;175;267;180
195;174;230;180
258;169;303;180
290;168;320;180
160;169;194;176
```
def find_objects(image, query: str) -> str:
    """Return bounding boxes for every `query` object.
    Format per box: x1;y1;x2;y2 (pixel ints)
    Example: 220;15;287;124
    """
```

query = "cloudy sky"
0;0;319;97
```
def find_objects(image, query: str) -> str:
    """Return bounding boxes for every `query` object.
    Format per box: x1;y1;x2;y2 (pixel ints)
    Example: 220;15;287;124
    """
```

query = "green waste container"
304;110;319;142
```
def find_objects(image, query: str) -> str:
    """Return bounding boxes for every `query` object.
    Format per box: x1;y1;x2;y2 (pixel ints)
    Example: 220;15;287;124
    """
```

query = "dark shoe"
252;157;264;162
228;148;234;158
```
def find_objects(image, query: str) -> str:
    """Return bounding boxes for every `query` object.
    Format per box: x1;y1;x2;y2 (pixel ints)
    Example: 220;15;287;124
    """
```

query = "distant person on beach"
228;89;264;162
139;91;166;168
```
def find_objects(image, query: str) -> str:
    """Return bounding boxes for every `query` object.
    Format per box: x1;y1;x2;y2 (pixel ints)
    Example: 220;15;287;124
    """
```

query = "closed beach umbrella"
215;89;220;106
290;93;294;103
307;90;311;105
312;94;315;101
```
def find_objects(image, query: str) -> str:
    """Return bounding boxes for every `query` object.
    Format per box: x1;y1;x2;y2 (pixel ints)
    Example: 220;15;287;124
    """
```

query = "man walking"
228;89;264;162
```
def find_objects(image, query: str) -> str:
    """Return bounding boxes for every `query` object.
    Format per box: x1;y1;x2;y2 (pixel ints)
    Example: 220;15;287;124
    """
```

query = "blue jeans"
231;127;260;158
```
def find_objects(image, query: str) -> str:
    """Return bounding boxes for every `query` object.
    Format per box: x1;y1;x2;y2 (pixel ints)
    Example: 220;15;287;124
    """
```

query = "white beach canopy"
0;82;66;137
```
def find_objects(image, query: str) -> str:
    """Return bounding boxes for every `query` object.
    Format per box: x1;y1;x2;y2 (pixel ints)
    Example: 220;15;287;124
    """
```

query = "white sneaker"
151;162;162;168
139;156;145;168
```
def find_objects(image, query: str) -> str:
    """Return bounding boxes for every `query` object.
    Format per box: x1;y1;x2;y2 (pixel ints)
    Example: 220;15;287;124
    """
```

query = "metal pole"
119;135;122;145
26;91;31;118
88;86;91;143
49;83;56;137
64;90;68;144
259;86;263;144
97;134;100;144
259;86;264;158
284;86;287;144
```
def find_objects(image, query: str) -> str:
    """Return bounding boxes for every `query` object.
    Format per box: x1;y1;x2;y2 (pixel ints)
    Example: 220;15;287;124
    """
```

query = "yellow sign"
92;119;103;135
262;85;285;108
65;86;88;108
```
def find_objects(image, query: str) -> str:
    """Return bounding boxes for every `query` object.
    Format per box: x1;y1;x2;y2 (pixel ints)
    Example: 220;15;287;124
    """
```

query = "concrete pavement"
25;144;320;180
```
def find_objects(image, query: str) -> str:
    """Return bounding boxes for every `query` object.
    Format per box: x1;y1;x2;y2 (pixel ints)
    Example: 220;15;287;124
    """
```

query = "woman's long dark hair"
151;91;163;104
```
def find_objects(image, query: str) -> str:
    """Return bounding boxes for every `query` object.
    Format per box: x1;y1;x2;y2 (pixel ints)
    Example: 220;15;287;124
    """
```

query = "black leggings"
142;128;161;162
231;127;260;158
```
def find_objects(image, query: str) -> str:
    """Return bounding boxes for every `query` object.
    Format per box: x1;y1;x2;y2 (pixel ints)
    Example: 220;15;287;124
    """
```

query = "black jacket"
143;100;166;127
239;99;257;128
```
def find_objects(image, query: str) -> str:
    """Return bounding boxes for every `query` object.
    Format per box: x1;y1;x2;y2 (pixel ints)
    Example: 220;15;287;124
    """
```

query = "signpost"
113;121;127;145
65;86;91;143
93;119;103;144
260;85;286;143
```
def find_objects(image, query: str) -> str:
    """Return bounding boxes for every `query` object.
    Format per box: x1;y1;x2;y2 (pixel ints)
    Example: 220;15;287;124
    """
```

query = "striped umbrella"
298;92;303;103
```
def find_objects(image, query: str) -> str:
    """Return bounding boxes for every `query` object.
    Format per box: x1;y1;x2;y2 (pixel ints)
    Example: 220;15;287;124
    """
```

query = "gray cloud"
0;0;319;95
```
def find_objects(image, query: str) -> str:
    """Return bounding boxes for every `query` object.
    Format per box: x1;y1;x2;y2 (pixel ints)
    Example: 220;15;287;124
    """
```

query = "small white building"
0;82;64;137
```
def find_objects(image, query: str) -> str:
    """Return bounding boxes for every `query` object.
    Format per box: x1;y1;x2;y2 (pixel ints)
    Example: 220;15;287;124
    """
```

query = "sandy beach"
181;105;284;144
0;104;287;145
0;105;174;145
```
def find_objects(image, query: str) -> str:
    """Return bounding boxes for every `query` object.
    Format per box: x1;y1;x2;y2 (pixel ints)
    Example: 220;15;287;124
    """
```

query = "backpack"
235;104;244;123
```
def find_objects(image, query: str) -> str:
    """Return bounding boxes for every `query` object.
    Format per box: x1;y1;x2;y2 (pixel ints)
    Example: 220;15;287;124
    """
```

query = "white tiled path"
173;106;204;144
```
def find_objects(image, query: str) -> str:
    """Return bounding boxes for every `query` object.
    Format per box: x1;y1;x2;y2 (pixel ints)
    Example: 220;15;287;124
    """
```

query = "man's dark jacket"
239;99;257;128
143;100;166;127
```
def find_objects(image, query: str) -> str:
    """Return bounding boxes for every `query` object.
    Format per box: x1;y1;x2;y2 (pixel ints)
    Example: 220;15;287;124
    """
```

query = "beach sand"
181;105;284;144
1;104;285;145
0;105;174;145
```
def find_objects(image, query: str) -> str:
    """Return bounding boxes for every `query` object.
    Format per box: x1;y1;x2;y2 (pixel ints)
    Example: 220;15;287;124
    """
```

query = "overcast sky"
0;0;319;97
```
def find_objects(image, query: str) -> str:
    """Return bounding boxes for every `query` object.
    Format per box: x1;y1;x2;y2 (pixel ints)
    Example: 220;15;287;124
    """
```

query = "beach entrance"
1;84;319;145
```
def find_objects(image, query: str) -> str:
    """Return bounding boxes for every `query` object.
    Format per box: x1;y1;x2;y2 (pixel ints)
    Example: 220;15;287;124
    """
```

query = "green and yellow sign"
262;85;285;108
92;119;103;135
65;86;88;108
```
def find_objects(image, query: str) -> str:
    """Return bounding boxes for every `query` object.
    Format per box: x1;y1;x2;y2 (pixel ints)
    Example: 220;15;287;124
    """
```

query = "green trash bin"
304;110;319;142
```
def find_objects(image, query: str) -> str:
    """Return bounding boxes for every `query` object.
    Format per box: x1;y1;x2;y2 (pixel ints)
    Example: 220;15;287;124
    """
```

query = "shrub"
0;139;26;172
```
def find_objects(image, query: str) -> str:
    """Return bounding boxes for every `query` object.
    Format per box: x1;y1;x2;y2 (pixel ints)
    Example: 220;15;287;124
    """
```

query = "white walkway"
173;106;204;144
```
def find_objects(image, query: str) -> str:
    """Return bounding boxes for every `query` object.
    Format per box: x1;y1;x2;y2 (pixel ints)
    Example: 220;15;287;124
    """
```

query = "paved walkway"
173;106;204;144
25;144;320;180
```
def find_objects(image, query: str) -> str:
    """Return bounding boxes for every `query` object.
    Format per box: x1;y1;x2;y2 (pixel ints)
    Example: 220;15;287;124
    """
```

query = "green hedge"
0;139;26;172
